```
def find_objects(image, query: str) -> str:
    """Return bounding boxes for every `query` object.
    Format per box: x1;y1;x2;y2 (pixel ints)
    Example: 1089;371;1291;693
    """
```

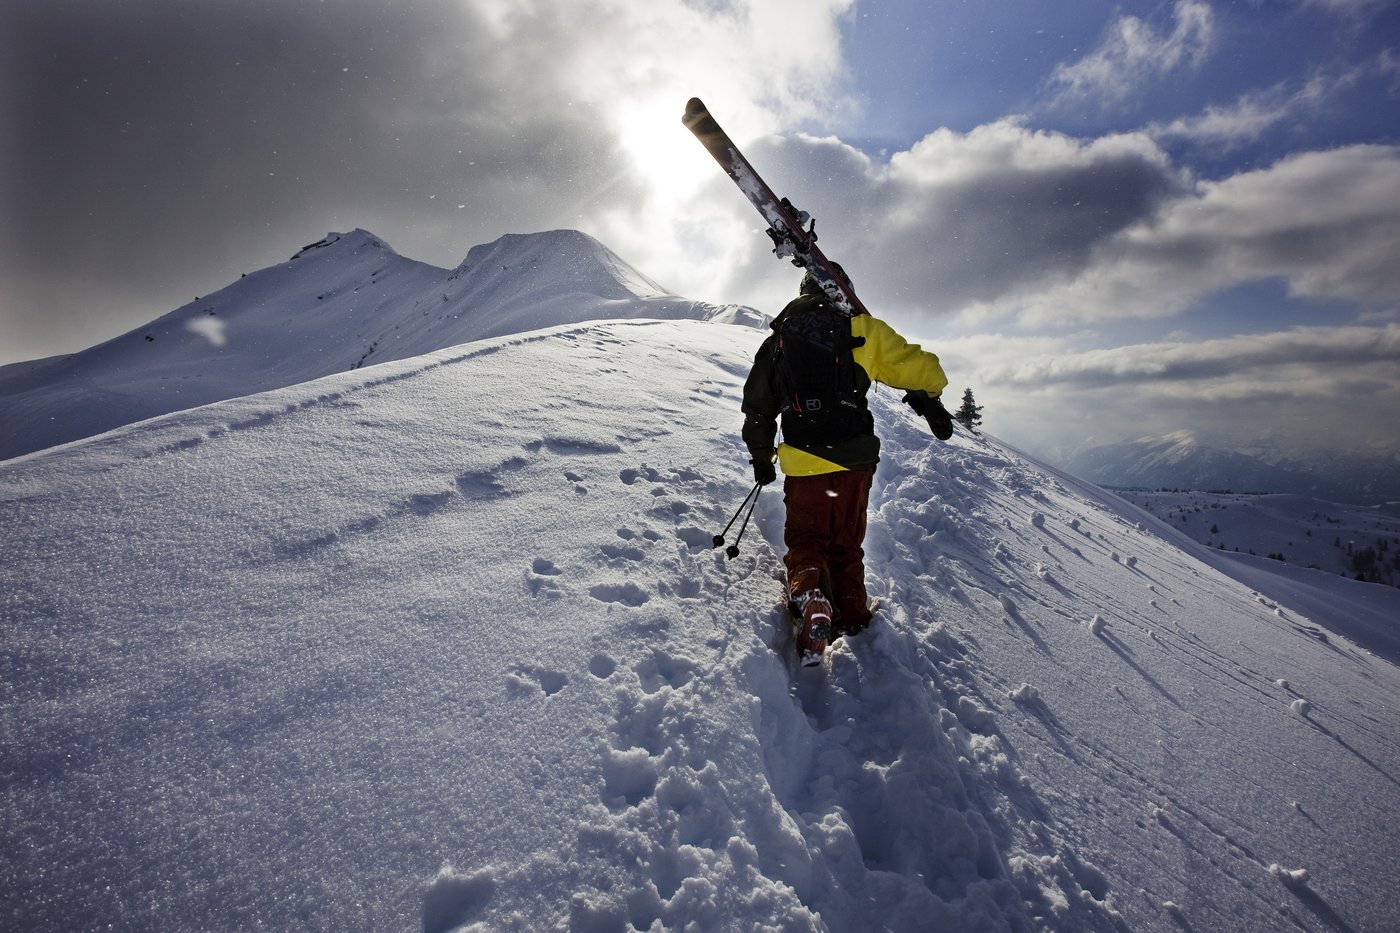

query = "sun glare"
614;99;714;204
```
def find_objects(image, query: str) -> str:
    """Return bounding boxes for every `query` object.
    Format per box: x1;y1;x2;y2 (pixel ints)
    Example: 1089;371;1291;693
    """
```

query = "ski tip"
683;98;710;127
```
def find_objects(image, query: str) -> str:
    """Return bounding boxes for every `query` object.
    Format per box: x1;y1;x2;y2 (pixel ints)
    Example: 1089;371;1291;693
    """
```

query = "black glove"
751;454;776;486
904;390;953;440
926;396;954;440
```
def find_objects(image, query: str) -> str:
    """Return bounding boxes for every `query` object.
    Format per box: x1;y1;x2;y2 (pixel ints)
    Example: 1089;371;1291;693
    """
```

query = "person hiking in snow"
742;265;952;664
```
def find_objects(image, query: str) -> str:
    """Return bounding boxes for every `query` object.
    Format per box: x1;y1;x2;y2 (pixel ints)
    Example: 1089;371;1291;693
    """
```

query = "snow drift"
3;312;1398;931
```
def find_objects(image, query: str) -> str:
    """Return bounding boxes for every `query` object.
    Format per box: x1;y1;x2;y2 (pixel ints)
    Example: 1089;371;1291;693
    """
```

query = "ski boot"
790;588;834;667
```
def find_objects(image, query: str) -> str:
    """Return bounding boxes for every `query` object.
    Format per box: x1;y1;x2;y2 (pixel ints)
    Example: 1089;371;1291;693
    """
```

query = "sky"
3;0;1400;466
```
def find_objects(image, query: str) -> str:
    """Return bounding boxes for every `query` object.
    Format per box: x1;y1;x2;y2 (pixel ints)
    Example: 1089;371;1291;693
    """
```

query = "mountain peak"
289;228;393;261
450;229;669;300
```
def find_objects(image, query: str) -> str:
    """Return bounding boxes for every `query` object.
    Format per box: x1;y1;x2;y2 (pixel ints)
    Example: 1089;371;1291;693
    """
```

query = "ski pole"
726;485;761;559
713;483;761;558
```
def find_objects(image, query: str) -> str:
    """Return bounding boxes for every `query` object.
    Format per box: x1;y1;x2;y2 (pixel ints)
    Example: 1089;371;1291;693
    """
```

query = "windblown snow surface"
4;318;1400;932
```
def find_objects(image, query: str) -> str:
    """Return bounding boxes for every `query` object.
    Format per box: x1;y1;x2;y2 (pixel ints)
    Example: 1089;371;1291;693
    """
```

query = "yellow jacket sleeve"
851;315;949;398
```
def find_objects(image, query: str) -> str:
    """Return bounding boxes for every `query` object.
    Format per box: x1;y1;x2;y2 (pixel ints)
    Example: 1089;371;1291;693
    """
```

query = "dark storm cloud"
0;0;631;361
6;1;466;253
703;123;1185;320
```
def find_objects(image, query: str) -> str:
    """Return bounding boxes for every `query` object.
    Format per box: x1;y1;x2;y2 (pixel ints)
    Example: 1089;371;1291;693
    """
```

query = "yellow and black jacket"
742;293;948;477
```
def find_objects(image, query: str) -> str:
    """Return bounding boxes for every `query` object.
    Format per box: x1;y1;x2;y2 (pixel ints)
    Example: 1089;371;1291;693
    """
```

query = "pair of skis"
681;98;869;319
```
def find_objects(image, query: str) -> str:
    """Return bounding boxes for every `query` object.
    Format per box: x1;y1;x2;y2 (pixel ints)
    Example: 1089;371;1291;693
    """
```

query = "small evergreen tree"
954;387;984;432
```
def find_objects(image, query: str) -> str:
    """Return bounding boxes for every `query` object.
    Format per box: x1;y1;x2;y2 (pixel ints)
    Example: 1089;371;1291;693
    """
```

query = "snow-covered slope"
0;229;753;462
3;318;1397;932
1116;489;1400;584
1109;488;1400;666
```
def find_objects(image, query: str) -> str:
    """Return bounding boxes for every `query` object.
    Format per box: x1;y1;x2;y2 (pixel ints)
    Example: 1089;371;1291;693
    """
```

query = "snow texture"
3;231;1400;932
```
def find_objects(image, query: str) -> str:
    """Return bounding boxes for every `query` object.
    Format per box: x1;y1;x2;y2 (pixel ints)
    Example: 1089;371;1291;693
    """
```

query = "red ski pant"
782;468;874;629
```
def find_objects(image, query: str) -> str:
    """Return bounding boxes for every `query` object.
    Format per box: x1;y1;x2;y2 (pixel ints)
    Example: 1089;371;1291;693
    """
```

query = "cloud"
1298;0;1391;12
8;0;1392;369
872;122;1181;311
1018;143;1400;324
3;0;1394;476
1148;84;1301;150
664;109;1400;338
935;324;1400;456
662;119;1187;323
0;0;855;363
1147;67;1366;150
978;324;1400;391
2;0;534;357
1046;0;1215;111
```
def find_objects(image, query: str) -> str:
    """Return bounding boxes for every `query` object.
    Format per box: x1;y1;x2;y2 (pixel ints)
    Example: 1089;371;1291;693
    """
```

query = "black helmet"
799;262;852;296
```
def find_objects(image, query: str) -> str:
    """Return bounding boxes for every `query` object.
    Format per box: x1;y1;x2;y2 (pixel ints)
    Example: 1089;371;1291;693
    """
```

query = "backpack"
773;298;871;447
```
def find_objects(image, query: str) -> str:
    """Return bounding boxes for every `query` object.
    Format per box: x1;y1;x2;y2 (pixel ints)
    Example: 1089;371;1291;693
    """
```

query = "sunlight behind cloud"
614;98;715;203
507;0;854;310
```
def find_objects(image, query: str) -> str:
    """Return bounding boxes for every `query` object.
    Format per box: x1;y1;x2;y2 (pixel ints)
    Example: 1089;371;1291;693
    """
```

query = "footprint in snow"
456;471;509;500
601;746;658;810
456;456;529;500
406;491;455;516
589;582;650;607
598;651;703;813
589;654;618;679
658;577;702;600
505;664;568;698
525;559;563;598
600;543;646;562
675;526;714;550
421;867;496;933
526;436;623;457
634;651;697;695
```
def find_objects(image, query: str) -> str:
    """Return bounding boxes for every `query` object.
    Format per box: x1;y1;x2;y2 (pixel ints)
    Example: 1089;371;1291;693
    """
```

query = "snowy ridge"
3;319;1399;931
0;228;756;462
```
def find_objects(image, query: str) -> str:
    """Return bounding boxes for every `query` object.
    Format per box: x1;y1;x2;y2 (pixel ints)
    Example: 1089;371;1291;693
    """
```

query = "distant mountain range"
0;229;762;461
1062;430;1400;506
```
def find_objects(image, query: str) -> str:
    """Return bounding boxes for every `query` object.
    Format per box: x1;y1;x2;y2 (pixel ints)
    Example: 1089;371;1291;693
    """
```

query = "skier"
742;266;953;664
